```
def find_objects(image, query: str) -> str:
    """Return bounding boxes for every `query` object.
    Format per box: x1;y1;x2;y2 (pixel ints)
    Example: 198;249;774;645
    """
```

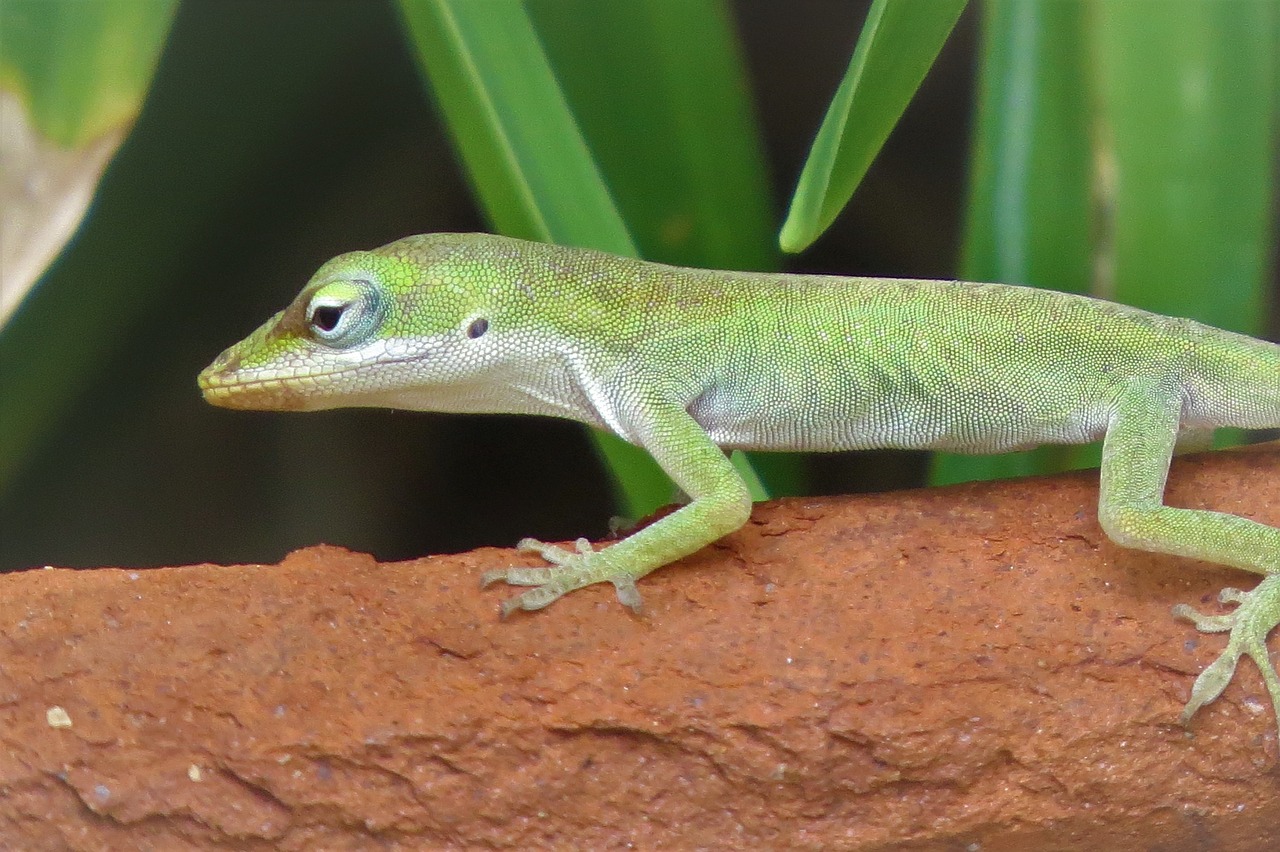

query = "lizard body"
200;232;1280;731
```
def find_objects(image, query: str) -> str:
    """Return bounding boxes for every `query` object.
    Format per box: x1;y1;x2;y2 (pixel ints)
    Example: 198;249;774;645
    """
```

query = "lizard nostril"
213;350;240;373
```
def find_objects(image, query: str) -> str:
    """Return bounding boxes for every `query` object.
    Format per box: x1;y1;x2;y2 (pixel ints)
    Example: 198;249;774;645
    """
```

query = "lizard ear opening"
466;317;489;339
305;279;384;348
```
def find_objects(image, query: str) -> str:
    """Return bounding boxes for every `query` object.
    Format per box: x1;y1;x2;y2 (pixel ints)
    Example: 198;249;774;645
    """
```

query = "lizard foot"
480;538;642;618
1172;572;1280;729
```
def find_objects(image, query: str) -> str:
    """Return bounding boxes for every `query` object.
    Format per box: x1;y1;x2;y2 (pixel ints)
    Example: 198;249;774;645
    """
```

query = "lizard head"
198;233;519;412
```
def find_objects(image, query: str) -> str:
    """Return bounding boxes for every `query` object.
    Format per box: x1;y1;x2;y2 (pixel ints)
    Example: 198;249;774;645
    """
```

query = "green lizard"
199;232;1280;731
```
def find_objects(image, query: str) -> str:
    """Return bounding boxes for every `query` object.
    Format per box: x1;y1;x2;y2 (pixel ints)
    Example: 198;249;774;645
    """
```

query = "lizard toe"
1174;573;1280;730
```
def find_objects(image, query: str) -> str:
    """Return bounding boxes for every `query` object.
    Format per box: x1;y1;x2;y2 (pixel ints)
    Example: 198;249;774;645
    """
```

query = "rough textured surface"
3;445;1280;850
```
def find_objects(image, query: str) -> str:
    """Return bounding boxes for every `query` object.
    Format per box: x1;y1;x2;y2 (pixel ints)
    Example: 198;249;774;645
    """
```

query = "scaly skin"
199;232;1280;732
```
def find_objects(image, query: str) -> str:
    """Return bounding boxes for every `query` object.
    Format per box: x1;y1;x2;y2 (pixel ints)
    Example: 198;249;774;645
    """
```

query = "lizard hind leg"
1098;380;1280;731
1173;573;1280;729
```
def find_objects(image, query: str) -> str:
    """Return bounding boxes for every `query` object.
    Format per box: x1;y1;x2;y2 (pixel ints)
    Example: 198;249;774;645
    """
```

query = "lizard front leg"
1098;378;1280;729
482;401;752;617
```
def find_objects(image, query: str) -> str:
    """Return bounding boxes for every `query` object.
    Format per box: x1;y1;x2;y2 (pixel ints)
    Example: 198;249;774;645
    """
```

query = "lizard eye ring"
306;279;384;348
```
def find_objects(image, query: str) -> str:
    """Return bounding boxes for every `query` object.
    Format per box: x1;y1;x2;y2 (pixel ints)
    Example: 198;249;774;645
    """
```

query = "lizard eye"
311;304;344;333
305;279;384;348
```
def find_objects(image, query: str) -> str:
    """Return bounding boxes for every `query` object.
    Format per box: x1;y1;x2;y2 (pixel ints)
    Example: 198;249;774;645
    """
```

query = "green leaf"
526;0;775;273
779;0;967;253
1092;0;1273;332
0;0;176;147
396;0;633;255
958;1;1093;294
0;0;177;326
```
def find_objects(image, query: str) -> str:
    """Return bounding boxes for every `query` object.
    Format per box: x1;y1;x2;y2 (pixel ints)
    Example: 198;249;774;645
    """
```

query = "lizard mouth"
197;358;376;410
197;343;439;410
199;370;313;410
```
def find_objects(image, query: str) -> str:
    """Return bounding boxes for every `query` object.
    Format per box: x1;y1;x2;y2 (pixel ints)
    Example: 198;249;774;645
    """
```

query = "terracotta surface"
3;445;1280;850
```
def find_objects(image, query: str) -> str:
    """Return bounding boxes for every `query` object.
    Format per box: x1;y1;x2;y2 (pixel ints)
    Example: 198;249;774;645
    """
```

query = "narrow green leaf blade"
779;0;967;253
396;0;633;255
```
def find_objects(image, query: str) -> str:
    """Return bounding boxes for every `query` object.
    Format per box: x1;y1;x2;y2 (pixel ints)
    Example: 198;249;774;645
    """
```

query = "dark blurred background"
0;0;1217;571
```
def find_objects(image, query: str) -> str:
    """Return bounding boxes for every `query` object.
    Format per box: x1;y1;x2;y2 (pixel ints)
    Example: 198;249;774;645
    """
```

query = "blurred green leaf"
959;0;1093;294
0;0;177;326
779;0;967;253
0;0;176;146
1093;0;1273;330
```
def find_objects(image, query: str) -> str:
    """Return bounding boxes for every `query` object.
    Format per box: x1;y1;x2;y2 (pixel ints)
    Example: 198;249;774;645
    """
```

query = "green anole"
199;232;1280;732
